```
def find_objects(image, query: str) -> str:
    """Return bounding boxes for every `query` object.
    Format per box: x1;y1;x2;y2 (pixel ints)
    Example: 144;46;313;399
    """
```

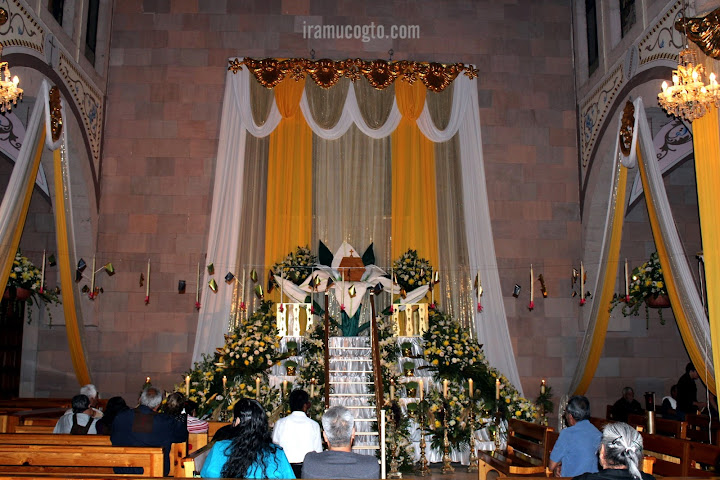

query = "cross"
349;248;354;256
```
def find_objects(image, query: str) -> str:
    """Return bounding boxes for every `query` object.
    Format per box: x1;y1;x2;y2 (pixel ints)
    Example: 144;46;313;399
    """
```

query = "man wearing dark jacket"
111;386;188;476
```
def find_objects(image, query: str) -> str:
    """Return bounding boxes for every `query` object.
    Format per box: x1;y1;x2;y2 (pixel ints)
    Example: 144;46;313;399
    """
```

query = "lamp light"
0;45;22;112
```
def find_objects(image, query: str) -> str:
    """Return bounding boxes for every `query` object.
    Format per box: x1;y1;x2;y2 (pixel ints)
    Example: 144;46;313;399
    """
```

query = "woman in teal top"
200;399;295;479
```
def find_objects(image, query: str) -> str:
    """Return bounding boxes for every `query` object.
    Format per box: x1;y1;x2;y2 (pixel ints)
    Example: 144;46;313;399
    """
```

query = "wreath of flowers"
391;249;432;292
609;252;669;325
270;245;317;286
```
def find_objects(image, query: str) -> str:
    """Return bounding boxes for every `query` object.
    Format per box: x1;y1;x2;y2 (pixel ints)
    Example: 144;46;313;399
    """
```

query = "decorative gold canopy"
681;8;720;59
228;57;478;92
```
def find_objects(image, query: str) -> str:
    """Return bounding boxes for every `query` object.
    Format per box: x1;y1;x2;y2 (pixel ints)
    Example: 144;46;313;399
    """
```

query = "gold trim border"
229;57;478;92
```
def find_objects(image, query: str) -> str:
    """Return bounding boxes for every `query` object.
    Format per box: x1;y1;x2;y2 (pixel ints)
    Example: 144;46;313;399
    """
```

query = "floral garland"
391;249;432;292
270;246;317;286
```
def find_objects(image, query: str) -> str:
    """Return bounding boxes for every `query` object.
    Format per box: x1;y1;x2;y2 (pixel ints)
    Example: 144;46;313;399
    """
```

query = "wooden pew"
686;441;720;476
207;421;229;440
2;408;66;433
0;433;111;446
641;432;688;477
685;414;720;445
13;425;55;433
627;413;688;438
589;416;612;431
180;442;214;478
0;444;164;477
477;419;553;480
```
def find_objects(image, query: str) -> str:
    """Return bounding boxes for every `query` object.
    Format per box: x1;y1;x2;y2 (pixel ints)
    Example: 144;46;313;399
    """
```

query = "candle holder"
467;401;478;473
441;403;454;474
416;402;430;477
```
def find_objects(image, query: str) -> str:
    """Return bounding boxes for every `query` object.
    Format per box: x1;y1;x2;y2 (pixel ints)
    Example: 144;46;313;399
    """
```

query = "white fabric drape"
194;61;522;394
192;82;247;363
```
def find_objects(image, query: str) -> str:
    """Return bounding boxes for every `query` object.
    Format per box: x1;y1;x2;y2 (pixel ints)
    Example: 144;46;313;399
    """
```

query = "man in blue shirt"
548;395;601;477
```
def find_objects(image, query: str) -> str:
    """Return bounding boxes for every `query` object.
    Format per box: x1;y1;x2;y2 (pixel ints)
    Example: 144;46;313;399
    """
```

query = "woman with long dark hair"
95;396;128;435
200;399;295;478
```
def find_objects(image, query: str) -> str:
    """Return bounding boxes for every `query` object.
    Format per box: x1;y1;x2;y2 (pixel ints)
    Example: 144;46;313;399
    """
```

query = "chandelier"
658;1;720;122
0;45;22;112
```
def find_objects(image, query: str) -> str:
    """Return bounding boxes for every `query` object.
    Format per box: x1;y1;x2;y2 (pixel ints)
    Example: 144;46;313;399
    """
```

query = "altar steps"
327;336;378;456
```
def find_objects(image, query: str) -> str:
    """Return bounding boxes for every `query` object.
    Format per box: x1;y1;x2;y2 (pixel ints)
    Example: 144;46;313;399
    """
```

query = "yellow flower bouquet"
609;252;669;325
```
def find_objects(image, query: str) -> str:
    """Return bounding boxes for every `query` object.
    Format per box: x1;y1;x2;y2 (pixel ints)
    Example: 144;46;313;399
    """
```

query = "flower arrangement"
271;245;317;285
391;249;432;292
180;301;283;418
609;252;668;325
6;250;61;322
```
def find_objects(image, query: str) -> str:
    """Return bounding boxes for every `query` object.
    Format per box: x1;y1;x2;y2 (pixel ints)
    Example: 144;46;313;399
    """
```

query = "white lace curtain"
193;60;523;394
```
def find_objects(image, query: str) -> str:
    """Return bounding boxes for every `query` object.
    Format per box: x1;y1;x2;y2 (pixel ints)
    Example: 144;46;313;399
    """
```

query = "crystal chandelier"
658;3;719;122
0;45;22;112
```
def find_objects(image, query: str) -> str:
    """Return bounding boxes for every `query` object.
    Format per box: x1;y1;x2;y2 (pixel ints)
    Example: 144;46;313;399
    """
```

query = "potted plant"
609;252;669;326
400;341;414;357
405;381;418;397
286;340;298;356
403;361;415;377
284;359;298;376
5;250;61;323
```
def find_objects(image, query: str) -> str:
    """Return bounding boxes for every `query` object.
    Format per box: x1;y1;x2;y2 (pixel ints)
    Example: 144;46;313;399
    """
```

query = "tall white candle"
495;379;500;400
443;379;448;398
625;258;630;298
146;259;150;300
91;256;96;296
419;379;424;401
185;375;190;396
40;250;45;293
530;264;534;302
541;379;546;394
196;262;200;304
256;377;261;400
580;262;584;297
469;378;474;398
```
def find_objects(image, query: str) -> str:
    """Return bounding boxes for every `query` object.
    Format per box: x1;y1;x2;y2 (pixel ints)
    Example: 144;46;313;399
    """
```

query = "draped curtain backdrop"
193;59;523;394
568;98;714;396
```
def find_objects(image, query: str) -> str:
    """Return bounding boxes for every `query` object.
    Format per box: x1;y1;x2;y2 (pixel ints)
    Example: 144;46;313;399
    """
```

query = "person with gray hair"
549;395;601;477
53;394;98;434
611;387;643;422
301;406;379;479
64;384;103;418
572;422;654;480
110;386;187;476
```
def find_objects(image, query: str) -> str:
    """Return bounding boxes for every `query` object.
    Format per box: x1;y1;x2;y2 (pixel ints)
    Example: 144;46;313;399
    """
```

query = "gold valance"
680;8;720;59
228;57;478;92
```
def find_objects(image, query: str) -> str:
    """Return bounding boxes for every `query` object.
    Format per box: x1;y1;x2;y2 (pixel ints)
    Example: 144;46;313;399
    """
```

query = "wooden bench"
0;444;164;477
1;408;67;433
627;413;688;438
179;442;215;477
589;416;612;431
640;431;720;476
477;419;553;480
685;414;720;445
0;433;112;446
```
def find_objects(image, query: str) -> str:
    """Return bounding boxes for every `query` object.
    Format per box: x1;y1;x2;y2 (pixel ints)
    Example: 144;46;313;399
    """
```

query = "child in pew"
53;394;98;434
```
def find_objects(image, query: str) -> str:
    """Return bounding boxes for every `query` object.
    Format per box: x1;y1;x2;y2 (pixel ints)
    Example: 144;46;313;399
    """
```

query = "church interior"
2;0;720;468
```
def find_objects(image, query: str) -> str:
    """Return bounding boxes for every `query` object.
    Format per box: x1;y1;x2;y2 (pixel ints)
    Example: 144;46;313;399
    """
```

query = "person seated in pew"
549;395;601;477
272;389;323;478
659;385;680;420
301;406;380;480
63;384;104;419
111;386;188;476
95;396;129;435
572;422;655;480
200;398;294;478
611;387;644;422
185;399;209;434
54;394;99;434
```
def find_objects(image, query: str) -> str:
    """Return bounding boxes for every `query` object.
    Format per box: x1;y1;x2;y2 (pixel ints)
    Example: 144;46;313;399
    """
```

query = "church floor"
400;462;479;480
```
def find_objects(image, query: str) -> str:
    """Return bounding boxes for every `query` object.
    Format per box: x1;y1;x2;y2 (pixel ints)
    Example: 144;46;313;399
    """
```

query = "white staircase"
327;336;379;455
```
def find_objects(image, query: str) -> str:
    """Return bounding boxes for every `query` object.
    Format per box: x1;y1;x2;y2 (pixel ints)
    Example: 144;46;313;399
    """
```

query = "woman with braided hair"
573;422;654;480
200;399;294;478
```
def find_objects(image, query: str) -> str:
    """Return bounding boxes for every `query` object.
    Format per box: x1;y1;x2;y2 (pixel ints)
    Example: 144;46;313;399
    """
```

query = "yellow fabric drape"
692;107;720;397
637;146;716;394
391;80;439;268
53;148;91;385
0;125;45;292
0;128;47;292
573;165;628;395
264;77;312;292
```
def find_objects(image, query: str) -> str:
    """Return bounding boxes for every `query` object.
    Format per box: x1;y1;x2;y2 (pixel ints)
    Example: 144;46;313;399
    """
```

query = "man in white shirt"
54;394;98;434
272;389;323;478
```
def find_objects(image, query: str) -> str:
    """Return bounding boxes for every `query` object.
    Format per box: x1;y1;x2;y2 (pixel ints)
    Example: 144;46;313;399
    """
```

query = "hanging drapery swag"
229;57;478;92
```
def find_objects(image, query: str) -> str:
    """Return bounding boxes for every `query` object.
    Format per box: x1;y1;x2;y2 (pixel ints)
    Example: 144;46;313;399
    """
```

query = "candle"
145;259;151;302
419;379;424;401
390;384;395;401
495;379;500;400
580;261;584;296
625;258;630;298
443;379;448;398
91;256;96;296
310;379;315;398
196;263;200;303
431;268;434;305
530;264;534;302
185;375;190;396
146;376;151;385
256;378;261;400
40;250;45;293
469;378;474;398
282;380;287;396
222;375;227;390
541;379;546;394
